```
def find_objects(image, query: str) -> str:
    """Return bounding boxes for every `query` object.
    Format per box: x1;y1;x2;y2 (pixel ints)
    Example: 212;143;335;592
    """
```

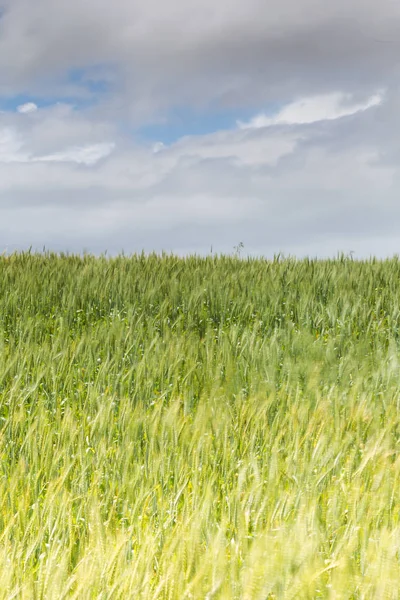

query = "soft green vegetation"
1;252;400;598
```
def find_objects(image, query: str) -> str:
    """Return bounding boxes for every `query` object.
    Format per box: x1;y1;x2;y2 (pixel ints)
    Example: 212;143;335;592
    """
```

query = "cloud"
0;105;115;165
238;91;384;128
152;142;165;154
0;0;399;257
17;102;38;114
0;0;399;120
0;127;28;162
0;93;399;257
35;142;115;165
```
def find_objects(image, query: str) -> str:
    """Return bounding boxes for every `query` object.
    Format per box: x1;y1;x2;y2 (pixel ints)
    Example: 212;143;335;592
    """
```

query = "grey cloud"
0;0;399;257
0;0;399;119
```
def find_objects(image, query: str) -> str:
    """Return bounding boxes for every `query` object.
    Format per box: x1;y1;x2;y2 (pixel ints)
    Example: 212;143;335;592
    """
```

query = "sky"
0;0;400;257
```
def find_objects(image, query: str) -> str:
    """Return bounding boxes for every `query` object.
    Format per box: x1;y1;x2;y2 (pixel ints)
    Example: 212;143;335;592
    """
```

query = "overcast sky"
0;0;400;257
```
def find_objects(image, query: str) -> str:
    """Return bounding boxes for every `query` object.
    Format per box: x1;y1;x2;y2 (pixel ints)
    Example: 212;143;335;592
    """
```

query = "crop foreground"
1;252;400;598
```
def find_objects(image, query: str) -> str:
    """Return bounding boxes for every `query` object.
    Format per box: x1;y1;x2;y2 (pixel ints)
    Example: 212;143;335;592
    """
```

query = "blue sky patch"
0;65;113;113
137;106;262;144
0;95;52;112
67;67;111;95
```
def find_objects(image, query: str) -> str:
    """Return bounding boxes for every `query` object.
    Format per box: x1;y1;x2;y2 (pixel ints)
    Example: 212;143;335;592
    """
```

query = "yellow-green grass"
0;252;400;598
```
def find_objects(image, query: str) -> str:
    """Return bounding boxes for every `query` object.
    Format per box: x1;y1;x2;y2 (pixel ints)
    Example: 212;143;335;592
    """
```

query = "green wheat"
0;252;399;598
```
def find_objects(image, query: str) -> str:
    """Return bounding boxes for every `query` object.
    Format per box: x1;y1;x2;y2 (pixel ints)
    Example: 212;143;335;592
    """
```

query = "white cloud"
17;102;38;114
0;127;28;162
0;103;117;165
169;129;301;167
0;125;114;166
238;91;384;129
0;93;398;257
35;142;115;165
152;142;165;154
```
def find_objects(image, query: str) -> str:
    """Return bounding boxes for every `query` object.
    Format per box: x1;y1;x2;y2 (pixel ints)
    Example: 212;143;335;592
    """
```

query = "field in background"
1;252;400;598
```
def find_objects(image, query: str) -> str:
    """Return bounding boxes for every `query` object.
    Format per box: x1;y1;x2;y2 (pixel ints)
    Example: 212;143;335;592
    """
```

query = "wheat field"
1;252;400;598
